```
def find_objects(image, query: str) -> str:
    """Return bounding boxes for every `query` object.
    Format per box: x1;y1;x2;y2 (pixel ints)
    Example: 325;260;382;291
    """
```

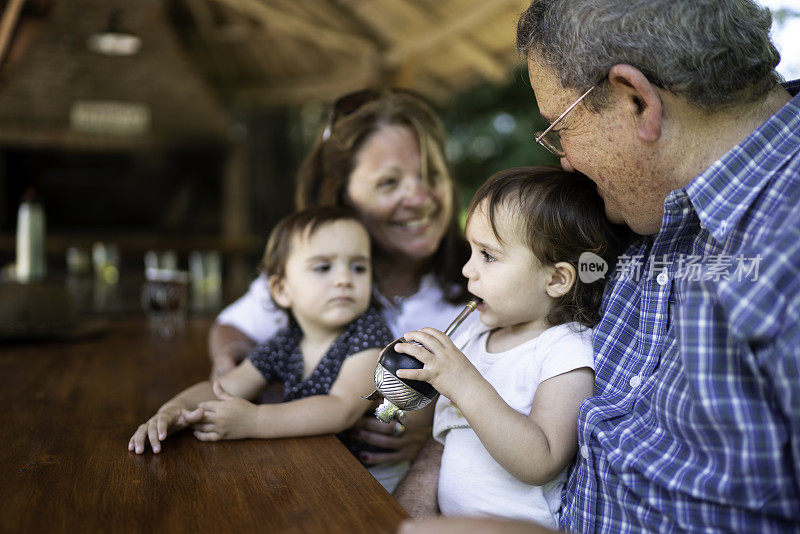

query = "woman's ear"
546;262;577;298
268;274;291;309
607;64;663;143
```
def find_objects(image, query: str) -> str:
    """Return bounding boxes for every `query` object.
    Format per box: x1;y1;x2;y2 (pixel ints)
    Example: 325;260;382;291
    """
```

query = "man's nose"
560;156;575;172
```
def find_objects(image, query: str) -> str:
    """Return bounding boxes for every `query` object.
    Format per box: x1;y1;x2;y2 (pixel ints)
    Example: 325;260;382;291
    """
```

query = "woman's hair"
295;89;468;302
261;206;366;281
516;0;781;112
467;166;630;328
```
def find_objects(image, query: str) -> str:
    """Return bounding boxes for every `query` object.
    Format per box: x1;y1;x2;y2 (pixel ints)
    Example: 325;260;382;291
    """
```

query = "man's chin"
602;203;623;224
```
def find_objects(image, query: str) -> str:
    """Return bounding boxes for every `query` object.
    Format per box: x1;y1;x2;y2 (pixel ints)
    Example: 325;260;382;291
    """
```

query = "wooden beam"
385;0;517;65
209;0;374;56
347;0;509;85
274;0;365;37
0;0;25;68
182;0;216;33
230;65;378;107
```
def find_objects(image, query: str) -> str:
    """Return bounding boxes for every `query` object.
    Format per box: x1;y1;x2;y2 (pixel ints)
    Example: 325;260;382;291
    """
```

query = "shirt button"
656;272;669;285
629;374;642;388
580;444;590;460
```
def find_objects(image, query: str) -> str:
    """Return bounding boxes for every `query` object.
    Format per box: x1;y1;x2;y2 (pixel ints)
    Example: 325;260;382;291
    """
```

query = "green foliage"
439;65;559;210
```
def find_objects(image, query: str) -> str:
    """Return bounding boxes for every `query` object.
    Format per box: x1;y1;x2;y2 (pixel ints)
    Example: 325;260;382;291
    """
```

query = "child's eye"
481;250;496;263
312;263;331;273
351;263;368;274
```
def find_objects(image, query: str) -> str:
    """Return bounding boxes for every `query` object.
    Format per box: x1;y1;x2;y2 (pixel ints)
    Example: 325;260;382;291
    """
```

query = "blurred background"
0;0;797;314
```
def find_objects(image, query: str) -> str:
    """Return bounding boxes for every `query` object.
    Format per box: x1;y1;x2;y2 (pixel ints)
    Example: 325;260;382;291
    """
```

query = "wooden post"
0;0;25;68
222;139;250;301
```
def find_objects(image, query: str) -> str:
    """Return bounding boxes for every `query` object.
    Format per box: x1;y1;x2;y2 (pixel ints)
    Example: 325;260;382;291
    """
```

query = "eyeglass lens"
534;130;565;157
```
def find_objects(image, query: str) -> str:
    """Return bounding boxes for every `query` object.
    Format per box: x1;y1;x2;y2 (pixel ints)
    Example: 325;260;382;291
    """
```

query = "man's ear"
608;64;662;142
546;262;577;298
268;274;291;309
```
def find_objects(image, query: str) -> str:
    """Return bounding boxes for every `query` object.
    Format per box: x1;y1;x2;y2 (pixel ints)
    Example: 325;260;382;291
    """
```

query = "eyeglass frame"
534;84;596;158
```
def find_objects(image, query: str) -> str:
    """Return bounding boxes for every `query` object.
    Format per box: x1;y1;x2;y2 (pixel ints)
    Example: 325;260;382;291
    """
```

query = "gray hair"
516;0;782;111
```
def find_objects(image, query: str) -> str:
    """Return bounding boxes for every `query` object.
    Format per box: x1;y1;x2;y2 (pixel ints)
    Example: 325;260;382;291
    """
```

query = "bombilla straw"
443;297;481;337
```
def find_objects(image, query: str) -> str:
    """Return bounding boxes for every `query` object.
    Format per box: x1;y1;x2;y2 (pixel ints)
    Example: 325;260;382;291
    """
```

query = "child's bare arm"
192;348;380;441
128;359;266;454
454;368;594;485
396;327;594;485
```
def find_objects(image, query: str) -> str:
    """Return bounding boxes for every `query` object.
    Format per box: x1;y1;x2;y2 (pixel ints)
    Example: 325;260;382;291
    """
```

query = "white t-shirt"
433;321;595;528
216;273;476;341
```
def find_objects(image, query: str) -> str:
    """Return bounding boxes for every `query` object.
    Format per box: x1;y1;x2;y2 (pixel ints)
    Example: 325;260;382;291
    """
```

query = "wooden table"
0;317;408;533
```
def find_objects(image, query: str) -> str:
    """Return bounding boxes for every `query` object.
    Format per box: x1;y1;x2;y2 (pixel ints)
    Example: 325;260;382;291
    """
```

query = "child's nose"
334;268;353;287
462;258;476;280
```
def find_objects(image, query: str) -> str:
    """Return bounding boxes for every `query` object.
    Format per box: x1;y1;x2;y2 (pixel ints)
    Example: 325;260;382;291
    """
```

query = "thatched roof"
0;0;530;149
171;0;531;106
0;0;232;150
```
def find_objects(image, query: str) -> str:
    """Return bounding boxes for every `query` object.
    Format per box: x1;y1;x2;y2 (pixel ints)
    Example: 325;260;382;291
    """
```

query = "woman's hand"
128;404;204;454
349;415;431;465
191;381;259;441
208;323;255;380
394;327;484;403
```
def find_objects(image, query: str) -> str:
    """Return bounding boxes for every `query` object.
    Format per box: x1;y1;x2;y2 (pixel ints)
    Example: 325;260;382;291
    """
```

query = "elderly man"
395;0;800;532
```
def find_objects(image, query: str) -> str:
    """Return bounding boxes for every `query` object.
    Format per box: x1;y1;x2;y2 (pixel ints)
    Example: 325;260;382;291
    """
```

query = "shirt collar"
682;81;800;242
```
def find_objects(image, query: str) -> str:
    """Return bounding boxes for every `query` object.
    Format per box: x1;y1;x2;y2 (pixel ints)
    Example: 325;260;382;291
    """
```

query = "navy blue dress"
247;305;393;460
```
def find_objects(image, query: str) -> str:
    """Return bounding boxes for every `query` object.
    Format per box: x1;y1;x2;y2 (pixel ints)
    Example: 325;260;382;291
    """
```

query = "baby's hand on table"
128;405;204;454
394;328;483;402
191;381;258;441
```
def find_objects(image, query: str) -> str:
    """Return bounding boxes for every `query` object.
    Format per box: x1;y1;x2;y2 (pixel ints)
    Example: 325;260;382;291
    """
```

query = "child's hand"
128;405;204;454
394;327;485;403
191;381;258;441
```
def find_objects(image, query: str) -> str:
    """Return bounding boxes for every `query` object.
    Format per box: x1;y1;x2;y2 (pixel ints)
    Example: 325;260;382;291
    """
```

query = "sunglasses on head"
321;88;431;142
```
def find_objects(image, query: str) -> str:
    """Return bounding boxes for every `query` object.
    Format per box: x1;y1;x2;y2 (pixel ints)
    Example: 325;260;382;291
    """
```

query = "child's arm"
191;348;380;441
395;327;594;486
128;359;267;454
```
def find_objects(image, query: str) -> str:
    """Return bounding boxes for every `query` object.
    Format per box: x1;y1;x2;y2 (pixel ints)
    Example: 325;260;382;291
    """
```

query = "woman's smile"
347;124;453;261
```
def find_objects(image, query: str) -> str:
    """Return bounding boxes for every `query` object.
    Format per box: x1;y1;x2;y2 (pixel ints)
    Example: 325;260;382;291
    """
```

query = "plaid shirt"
562;80;800;533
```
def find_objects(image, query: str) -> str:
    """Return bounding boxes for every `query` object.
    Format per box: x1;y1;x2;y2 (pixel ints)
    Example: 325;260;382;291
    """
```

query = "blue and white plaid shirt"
562;80;800;533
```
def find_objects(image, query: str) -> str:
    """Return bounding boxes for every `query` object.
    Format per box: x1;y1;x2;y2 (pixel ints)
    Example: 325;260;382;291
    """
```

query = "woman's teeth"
396;215;431;229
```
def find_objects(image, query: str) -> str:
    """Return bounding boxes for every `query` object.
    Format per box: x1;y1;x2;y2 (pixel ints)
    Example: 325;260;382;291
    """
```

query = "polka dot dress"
248;304;393;402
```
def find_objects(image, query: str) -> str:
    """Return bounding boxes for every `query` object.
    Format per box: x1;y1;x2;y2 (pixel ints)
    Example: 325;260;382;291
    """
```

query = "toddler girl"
395;167;628;526
128;207;407;490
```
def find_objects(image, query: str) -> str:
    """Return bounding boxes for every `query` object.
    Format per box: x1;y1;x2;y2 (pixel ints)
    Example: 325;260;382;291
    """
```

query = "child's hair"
467;166;630;328
261;206;367;281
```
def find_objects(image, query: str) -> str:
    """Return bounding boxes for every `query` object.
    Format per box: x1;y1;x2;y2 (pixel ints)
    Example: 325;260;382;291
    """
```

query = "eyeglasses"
534;85;596;158
321;88;429;142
